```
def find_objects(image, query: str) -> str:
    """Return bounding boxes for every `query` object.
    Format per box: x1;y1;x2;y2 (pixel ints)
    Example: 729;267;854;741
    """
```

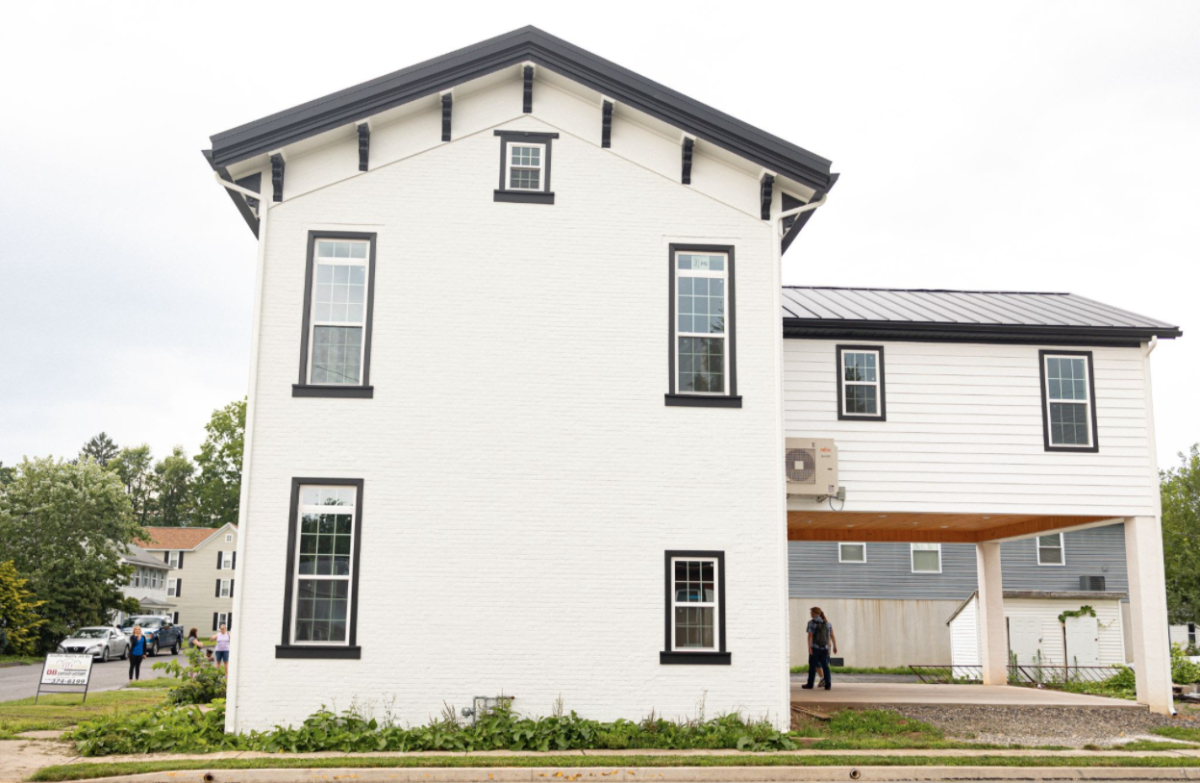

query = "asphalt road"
0;647;185;702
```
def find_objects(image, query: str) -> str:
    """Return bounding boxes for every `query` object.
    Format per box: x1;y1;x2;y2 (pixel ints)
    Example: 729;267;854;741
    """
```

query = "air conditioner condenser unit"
785;438;838;497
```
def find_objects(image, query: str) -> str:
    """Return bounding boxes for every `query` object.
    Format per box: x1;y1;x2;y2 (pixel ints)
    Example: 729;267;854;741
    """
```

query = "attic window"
494;131;557;204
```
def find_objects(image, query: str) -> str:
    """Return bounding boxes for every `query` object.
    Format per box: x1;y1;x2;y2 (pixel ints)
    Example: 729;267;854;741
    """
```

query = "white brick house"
203;28;1180;731
205;27;833;732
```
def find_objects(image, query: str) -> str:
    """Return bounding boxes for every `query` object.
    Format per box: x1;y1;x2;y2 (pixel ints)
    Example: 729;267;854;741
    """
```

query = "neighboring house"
201;26;1181;730
138;524;238;634
949;590;1127;673
114;544;173;626
788;523;1132;666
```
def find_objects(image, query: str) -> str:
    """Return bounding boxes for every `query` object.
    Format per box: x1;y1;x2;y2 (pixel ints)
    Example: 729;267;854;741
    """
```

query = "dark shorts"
214;650;229;663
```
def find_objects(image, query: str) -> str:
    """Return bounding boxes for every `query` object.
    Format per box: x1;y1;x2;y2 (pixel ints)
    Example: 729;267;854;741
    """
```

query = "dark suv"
119;615;183;656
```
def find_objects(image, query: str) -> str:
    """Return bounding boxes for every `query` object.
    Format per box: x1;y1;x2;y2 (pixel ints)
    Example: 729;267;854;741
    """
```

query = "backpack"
811;619;830;648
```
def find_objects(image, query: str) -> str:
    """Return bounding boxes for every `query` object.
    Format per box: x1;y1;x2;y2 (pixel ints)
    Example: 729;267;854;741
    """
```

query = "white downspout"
214;172;270;733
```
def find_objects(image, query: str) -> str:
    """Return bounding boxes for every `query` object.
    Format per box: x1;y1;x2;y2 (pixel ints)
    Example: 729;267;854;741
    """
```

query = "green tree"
0;560;47;656
0;461;14;486
192;398;245;527
151;446;195;527
0;458;140;652
1163;445;1200;624
109;445;155;525
79;432;119;466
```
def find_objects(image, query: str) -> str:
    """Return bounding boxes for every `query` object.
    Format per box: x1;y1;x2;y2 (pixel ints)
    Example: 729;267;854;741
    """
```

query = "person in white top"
211;624;231;675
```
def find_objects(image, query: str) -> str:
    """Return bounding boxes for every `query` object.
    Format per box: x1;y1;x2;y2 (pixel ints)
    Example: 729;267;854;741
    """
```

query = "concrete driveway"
0;648;184;702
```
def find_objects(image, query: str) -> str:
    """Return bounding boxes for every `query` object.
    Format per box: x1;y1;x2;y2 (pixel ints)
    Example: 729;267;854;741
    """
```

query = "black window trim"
1038;349;1099;453
494;130;558;204
276;477;365;659
835;344;886;421
666;244;741;409
661;549;730;665
293;231;377;399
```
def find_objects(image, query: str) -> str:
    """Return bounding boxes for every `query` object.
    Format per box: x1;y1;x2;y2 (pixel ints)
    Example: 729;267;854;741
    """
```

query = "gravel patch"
887;705;1199;747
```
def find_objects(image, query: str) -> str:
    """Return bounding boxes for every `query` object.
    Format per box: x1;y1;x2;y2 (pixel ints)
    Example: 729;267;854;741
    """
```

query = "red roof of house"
137;526;231;551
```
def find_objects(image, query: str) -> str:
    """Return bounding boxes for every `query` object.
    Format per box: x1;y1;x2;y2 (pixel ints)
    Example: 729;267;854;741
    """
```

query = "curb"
63;767;1200;783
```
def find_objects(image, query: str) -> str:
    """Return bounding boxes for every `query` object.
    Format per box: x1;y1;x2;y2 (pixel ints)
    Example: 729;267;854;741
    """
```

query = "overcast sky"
1;1;1196;471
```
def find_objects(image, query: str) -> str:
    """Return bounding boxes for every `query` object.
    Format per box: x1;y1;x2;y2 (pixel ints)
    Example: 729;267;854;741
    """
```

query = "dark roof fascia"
202;150;260;238
206;27;835;192
782;319;1181;346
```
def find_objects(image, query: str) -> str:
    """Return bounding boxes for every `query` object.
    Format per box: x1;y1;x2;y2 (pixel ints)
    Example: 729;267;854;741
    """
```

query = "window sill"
292;385;374;399
275;645;361;659
660;651;732;665
494;190;555;205
1044;445;1100;454
664;394;742;408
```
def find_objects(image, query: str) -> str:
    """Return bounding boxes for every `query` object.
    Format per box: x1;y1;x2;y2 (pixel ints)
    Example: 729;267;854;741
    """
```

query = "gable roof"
138;525;235;552
123;544;171;569
206;26;836;195
781;287;1182;346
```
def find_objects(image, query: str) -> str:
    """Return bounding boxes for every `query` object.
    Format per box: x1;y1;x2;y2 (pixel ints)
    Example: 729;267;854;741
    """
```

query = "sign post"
36;654;95;704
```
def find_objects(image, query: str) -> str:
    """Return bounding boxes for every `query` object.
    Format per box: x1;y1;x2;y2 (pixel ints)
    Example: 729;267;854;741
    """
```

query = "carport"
788;511;1174;714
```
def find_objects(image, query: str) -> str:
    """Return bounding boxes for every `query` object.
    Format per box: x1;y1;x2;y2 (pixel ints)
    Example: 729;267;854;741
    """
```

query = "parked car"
118;615;183;656
56;627;129;663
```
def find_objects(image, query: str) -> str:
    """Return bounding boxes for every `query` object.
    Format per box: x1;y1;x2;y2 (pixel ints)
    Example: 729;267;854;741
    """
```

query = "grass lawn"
0;688;167;739
787;708;1026;750
0;654;43;667
790;664;915;676
125;677;176;690
31;753;1200;782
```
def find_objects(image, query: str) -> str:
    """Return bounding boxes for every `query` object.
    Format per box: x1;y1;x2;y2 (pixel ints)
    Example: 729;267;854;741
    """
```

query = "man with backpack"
802;606;837;690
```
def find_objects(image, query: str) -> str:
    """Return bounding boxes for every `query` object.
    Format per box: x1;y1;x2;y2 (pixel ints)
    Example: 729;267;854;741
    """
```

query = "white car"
56;627;129;663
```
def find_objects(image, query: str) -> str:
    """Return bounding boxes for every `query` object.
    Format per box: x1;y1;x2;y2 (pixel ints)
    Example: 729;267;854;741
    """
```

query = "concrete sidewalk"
10;741;1200;783
791;681;1142;708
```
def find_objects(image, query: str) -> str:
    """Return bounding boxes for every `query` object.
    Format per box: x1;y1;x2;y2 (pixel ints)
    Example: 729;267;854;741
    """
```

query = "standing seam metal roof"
780;287;1181;343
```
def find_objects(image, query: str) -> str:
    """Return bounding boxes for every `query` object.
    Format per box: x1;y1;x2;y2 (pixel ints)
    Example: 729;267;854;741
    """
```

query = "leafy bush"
1173;643;1200;684
255;703;793;754
71;700;240;756
71;701;794;757
1061;665;1136;700
151;645;226;705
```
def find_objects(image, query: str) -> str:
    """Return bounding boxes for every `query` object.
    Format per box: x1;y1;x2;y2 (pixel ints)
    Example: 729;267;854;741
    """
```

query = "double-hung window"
278;479;364;658
839;542;867;563
168;551;180;568
220;551;234;570
507;143;544;190
667;246;739;407
295;233;377;398
1037;533;1065;565
662;551;729;664
911;543;941;574
1039;351;1097;451
494;131;557;204
218;579;232;598
167;578;178;597
837;345;885;420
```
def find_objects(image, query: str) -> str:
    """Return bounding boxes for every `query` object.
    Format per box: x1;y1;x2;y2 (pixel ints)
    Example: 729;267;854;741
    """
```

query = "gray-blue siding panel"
788;523;1128;600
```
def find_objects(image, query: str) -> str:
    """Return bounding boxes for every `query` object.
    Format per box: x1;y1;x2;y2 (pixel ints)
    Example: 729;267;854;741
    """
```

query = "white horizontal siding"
784;340;1157;517
1004;598;1126;667
950;597;1125;668
949;596;979;672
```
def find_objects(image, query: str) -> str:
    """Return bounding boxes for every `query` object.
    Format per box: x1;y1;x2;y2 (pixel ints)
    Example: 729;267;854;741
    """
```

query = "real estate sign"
40;654;93;686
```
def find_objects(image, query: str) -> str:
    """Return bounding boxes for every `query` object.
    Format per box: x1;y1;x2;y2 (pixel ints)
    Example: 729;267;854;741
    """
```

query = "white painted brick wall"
229;111;789;732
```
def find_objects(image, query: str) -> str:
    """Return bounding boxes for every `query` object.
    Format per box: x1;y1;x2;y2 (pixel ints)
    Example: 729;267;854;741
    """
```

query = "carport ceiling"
787;511;1115;544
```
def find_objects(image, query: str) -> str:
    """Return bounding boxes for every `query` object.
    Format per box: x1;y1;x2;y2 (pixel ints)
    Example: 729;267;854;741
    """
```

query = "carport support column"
1125;515;1174;714
976;541;1007;685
